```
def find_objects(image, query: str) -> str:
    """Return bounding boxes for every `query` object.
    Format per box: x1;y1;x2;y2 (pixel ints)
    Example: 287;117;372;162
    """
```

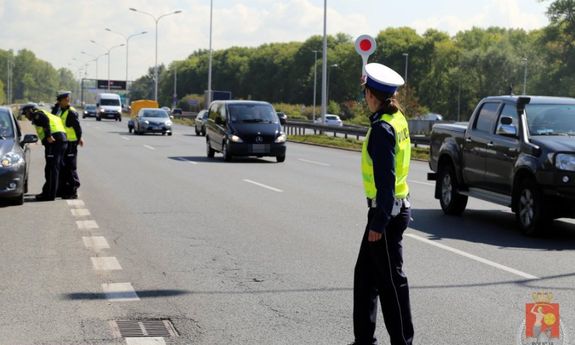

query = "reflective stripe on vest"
60;106;77;141
35;110;66;141
361;111;411;200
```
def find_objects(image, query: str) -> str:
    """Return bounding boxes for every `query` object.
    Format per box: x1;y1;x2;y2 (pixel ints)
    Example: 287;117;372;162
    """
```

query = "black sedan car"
0;107;38;205
83;104;97;118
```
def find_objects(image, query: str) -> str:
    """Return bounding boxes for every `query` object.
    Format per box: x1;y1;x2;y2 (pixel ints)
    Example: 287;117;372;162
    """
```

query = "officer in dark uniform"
352;63;414;345
52;91;83;199
21;103;68;201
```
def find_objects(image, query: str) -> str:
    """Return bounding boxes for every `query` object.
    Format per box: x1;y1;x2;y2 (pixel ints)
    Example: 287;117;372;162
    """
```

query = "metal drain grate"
111;319;179;338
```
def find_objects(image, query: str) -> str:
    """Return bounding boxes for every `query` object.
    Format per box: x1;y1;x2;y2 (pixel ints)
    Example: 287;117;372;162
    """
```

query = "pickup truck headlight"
275;133;286;143
1;152;23;168
229;135;243;143
555;153;575;171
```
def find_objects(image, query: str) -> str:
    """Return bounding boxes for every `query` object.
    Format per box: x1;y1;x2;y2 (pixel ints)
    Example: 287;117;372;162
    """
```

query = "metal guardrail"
284;120;431;146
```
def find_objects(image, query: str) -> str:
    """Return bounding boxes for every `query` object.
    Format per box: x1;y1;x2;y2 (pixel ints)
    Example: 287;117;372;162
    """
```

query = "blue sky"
0;0;550;81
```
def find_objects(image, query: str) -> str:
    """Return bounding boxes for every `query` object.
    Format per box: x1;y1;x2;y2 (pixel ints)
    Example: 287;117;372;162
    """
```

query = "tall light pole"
321;0;328;124
82;51;107;79
130;7;182;102
92;40;125;92
207;0;214;106
312;50;320;122
522;57;528;95
173;66;178;109
105;28;147;95
402;53;409;84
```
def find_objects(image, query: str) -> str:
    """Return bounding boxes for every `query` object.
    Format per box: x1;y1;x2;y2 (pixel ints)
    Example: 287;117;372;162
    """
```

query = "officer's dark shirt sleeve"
66;108;82;140
368;119;396;233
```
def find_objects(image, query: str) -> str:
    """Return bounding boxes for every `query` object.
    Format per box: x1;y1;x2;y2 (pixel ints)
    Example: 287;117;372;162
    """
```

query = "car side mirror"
496;124;518;137
96;103;99;107
21;134;38;144
279;117;286;125
170;115;174;120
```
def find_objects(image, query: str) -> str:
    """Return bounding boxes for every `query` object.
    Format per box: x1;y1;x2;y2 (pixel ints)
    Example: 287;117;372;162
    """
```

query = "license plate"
252;144;268;153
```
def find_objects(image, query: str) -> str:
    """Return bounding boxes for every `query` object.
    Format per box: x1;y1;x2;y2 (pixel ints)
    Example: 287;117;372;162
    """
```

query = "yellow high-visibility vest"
60;106;78;141
35;110;66;141
361;111;411;200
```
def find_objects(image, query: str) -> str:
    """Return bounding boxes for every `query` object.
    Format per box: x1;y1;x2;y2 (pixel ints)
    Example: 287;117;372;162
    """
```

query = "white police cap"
57;90;71;99
363;63;404;94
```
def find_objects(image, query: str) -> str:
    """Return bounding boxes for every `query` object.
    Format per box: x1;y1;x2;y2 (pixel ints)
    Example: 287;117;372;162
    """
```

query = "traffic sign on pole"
355;35;377;77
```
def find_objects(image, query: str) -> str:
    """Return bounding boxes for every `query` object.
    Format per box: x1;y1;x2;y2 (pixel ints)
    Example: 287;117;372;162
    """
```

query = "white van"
96;93;122;122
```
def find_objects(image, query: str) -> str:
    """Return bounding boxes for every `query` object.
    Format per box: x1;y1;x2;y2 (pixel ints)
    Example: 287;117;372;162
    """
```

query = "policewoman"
352;63;414;345
21;103;68;201
52;91;83;199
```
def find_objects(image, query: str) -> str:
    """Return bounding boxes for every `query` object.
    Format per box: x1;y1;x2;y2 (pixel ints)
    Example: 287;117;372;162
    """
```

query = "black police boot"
35;194;55;201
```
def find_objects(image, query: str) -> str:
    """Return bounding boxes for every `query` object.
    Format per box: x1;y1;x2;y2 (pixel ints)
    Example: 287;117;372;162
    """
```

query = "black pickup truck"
428;96;575;235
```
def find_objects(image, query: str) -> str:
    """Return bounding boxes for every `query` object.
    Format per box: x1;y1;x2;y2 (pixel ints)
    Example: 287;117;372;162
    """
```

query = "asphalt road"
1;118;574;345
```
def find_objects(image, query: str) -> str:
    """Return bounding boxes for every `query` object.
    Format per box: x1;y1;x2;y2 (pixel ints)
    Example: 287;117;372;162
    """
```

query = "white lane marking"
175;157;198;165
91;257;122;271
76;220;99;230
405;233;539;280
67;200;85;208
144;145;155;150
298;158;330;167
243;179;283;193
83;236;110;250
71;208;91;217
102;283;140;302
126;338;166;345
187;161;199;165
121;136;131;141
410;180;435;187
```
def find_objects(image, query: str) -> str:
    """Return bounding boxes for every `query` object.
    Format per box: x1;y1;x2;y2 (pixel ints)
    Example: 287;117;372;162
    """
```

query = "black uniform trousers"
59;141;80;196
353;207;414;345
42;141;67;200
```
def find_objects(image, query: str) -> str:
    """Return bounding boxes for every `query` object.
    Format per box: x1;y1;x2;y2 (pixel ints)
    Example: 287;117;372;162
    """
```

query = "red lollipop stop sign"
355;35;377;77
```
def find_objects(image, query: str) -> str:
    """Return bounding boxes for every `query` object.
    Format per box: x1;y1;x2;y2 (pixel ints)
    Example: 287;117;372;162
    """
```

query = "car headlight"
165;121;172;126
143;120;149;125
275;133;286;143
1;152;24;168
229;135;243;143
555;153;575;171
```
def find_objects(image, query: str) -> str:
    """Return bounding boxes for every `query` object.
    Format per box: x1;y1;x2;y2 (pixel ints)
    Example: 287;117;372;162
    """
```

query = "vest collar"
369;109;386;124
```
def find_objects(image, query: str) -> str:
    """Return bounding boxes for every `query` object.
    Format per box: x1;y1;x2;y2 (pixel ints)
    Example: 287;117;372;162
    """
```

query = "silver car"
195;109;208;136
133;108;173;136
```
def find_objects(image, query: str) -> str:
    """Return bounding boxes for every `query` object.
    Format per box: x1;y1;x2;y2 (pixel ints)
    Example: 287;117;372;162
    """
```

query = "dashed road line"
76;220;99;230
66;200;85;208
121;136;131;141
102;282;140;302
83;236;110;251
144;145;155;150
91;257;122;271
71;208;91;217
410;180;435;187
126;338;166;345
243;179;283;193
298;158;331;167
405;233;539;280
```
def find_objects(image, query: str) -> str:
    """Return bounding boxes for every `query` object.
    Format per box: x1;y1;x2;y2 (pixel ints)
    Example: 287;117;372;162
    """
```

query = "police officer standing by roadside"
52;91;83;199
352;63;414;345
21;103;68;201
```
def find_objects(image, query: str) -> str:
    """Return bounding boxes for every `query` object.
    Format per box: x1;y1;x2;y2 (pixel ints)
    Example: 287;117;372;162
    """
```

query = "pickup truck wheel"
438;164;468;215
515;179;551;236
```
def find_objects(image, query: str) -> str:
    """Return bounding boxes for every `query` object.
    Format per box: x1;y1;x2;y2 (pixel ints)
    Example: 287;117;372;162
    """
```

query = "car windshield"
228;104;278;123
526;104;575;136
0;111;14;138
100;99;120;106
142;110;169;118
86;105;96;111
326;115;338;120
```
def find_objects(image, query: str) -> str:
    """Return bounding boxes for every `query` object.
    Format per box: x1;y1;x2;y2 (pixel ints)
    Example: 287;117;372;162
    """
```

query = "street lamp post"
82;51;107;79
106;44;125;92
207;0;214;106
312;50;320;122
522;57;528;95
130;7;182;102
321;0;328;124
105;28;147;95
402;53;409;84
327;63;339;107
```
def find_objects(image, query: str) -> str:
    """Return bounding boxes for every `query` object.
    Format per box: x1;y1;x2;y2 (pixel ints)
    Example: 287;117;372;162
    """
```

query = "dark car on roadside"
83;104;97;118
195;110;208;136
0;107;38;205
205;100;286;162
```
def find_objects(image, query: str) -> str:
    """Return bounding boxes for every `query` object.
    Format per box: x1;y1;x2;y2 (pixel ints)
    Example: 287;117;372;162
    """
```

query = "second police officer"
52;91;83;199
21;103;68;201
352;63;414;345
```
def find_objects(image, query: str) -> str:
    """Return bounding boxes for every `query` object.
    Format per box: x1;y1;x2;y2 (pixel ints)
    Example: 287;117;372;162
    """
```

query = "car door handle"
486;142;494;147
